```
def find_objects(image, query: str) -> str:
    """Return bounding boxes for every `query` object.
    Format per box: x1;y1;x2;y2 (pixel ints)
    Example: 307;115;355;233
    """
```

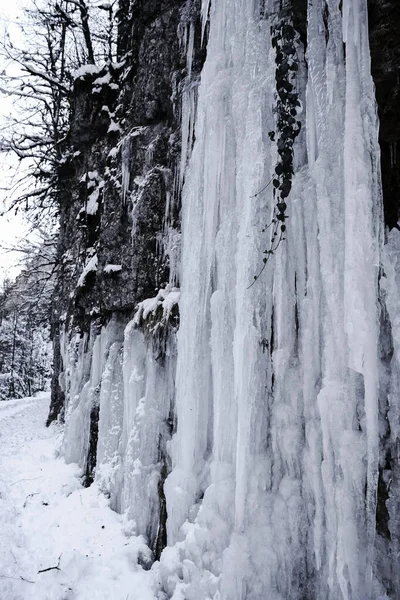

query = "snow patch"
77;254;98;288
104;264;122;274
73;64;102;80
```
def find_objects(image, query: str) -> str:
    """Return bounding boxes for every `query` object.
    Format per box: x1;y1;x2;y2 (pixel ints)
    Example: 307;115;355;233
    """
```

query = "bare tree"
0;0;117;220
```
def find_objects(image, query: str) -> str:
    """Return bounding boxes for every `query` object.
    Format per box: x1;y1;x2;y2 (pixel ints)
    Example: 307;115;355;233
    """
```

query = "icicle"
342;0;381;588
187;21;195;81
201;0;211;45
179;83;197;189
121;135;131;203
96;339;124;509
161;0;385;596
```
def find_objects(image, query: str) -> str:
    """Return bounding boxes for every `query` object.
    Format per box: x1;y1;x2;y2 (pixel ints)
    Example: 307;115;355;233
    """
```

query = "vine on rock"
249;7;302;288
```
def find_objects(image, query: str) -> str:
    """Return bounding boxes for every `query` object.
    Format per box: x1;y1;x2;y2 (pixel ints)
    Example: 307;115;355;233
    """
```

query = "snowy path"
0;397;38;422
0;394;157;600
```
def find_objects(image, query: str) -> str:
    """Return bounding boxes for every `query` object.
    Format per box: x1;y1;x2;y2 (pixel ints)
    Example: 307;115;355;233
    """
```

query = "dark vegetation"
250;2;304;287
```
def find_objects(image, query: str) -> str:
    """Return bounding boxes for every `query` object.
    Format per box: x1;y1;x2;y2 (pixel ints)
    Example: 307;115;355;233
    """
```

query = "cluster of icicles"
60;0;400;598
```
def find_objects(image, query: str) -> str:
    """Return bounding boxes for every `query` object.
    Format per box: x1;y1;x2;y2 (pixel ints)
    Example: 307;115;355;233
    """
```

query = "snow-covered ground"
0;394;157;600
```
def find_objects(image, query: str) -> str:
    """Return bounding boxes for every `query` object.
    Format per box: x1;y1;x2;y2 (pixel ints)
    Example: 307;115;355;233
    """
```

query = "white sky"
0;0;33;285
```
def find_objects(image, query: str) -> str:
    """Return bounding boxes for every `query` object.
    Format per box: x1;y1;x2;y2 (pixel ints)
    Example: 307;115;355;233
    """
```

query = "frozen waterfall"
59;0;400;598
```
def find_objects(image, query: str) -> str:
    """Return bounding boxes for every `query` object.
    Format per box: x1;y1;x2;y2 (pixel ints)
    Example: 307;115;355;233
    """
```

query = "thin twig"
0;574;35;583
247;255;272;289
11;476;42;486
23;493;39;508
247;230;284;289
38;554;62;574
250;177;273;198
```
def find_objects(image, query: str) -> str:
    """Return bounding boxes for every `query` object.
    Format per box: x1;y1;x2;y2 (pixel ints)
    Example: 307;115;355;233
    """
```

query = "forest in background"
0;238;53;400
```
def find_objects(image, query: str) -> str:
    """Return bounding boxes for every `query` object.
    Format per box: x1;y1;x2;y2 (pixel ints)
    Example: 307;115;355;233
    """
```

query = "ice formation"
59;0;399;598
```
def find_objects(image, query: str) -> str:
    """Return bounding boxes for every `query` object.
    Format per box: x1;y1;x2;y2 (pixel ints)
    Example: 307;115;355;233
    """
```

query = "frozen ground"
0;394;156;600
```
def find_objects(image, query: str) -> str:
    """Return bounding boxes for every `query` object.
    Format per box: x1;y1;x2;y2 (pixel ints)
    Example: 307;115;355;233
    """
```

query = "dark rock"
368;0;400;230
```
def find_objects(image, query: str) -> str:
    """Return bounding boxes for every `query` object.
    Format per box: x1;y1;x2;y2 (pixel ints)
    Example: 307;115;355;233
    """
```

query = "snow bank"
0;395;157;600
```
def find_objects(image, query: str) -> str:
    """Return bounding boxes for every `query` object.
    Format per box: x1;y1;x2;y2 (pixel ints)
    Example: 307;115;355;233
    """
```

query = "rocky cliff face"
49;0;400;598
48;0;205;424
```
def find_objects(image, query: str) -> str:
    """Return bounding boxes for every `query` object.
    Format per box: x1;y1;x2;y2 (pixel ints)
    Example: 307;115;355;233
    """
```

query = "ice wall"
59;0;400;598
161;0;388;598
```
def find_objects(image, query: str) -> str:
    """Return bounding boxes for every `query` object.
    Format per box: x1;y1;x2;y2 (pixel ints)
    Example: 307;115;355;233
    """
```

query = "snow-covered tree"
0;239;54;400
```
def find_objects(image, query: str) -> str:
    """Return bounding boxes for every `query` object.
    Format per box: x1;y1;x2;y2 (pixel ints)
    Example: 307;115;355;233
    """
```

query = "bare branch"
37;555;62;574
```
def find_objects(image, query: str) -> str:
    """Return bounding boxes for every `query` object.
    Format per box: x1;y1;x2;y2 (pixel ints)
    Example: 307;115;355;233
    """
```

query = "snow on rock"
73;65;102;80
85;189;100;215
77;254;98;288
93;73;112;87
134;287;180;328
107;121;121;134
107;147;118;159
103;264;122;274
